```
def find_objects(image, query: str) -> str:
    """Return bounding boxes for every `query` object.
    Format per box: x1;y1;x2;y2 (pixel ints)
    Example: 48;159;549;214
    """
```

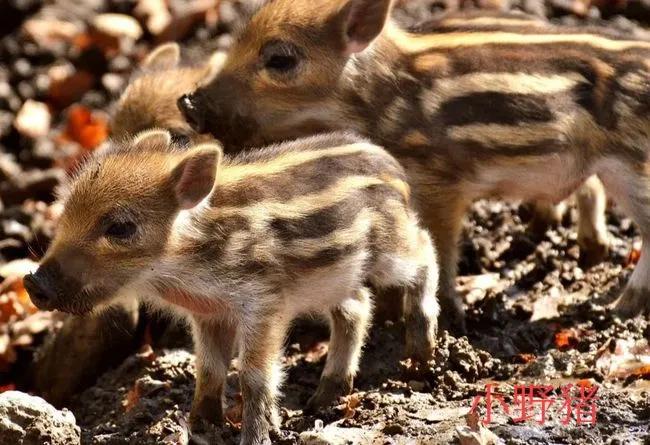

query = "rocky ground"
0;1;649;444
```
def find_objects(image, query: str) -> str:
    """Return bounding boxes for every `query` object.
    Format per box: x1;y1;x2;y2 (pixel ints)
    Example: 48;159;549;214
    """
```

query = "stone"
299;422;379;445
92;13;143;41
0;391;80;445
13;100;51;139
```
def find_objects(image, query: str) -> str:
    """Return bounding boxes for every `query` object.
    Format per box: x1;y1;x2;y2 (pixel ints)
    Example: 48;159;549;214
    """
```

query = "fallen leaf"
456;411;500;445
65;105;108;149
122;383;142;412
577;378;594;388
626;240;642;267
137;344;157;363
342;394;360;419
0;294;24;323
554;328;579;350
596;338;650;380
49;71;95;109
515;353;536;364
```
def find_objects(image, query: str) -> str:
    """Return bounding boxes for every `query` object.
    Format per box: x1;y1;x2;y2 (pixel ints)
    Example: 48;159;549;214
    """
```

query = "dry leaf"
515;353;536;364
596;338;650;380
626;240;642;267
49;71;95;109
342;394;360;419
64;105;109;150
554;328;579;350
123;384;142;412
456;411;501;445
137;343;157;363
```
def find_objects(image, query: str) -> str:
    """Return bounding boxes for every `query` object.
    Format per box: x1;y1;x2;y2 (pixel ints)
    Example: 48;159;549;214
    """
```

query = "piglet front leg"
190;316;238;426
238;311;289;445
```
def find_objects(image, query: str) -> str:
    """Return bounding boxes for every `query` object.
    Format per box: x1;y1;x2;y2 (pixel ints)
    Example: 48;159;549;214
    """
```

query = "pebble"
299;423;379;445
0;391;81;445
13;99;50;138
93;13;144;41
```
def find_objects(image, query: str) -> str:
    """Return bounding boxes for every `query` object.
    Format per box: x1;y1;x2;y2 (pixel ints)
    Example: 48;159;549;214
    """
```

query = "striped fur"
28;131;438;445
183;2;650;331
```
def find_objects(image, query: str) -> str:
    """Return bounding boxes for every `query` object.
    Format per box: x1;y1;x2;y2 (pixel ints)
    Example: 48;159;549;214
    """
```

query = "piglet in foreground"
24;130;438;445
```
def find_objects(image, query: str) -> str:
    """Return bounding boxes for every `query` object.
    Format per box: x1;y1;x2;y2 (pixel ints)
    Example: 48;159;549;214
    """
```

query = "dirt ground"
0;1;649;444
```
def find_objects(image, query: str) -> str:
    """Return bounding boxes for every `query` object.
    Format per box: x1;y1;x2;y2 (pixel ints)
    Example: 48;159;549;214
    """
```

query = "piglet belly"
161;289;226;315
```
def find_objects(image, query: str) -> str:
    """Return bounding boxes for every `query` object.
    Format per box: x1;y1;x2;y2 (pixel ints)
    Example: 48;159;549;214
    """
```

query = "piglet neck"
339;28;407;142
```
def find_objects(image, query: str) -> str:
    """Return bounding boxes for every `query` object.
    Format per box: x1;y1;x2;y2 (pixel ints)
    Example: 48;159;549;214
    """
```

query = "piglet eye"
261;40;302;74
170;131;191;146
265;54;298;72
105;221;137;239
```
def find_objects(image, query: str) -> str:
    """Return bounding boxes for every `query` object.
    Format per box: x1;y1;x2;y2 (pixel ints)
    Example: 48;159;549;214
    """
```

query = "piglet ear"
338;0;393;55
142;43;181;70
171;143;223;209
133;128;171;148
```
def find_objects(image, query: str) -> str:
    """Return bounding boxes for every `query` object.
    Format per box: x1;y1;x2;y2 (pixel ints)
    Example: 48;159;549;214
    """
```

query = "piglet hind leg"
527;199;567;237
417;191;466;336
402;229;440;363
576;175;610;268
598;161;650;317
371;226;440;363
189;316;238;427
306;287;373;411
238;313;290;445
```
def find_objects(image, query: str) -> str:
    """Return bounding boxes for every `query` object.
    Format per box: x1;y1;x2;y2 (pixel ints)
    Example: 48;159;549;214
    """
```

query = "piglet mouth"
178;94;205;134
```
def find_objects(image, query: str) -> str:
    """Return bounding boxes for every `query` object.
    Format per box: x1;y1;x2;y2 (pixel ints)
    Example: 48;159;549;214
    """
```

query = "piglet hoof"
404;318;436;363
405;334;435;364
578;236;609;269
189;395;224;427
305;375;353;412
613;287;650;319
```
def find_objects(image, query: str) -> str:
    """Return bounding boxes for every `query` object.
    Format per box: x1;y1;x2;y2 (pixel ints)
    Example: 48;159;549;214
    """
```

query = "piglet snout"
23;272;57;310
178;94;205;134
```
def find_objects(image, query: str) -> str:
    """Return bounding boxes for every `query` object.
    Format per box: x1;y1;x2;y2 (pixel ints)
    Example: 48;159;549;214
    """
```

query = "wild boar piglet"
180;0;650;330
111;43;223;144
24;130;439;445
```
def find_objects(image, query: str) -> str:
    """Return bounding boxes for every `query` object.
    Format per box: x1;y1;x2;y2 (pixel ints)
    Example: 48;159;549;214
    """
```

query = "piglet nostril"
177;94;205;134
23;273;55;309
